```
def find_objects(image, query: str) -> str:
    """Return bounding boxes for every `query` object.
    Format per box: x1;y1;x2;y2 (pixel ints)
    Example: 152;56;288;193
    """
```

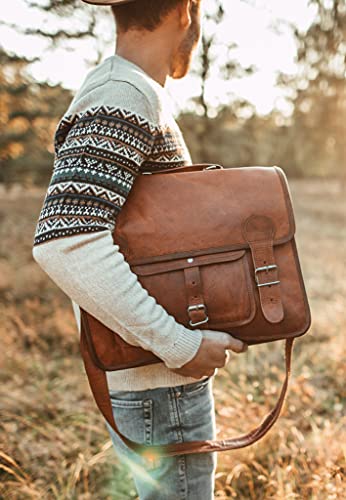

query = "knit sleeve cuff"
158;324;203;369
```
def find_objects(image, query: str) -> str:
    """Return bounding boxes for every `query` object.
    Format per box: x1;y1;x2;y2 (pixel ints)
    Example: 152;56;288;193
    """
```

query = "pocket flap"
131;249;246;276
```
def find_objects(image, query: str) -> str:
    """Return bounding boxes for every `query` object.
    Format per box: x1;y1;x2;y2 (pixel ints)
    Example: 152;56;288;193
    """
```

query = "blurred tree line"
0;0;344;186
181;0;346;177
0;49;71;186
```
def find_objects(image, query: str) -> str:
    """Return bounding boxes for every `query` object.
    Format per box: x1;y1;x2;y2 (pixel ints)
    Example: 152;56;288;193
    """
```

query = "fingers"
223;334;248;354
218;351;231;368
209;331;248;353
225;350;231;365
215;351;230;368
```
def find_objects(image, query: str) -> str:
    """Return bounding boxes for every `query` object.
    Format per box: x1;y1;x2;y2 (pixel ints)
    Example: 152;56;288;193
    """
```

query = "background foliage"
0;0;345;185
0;1;345;499
0;177;345;499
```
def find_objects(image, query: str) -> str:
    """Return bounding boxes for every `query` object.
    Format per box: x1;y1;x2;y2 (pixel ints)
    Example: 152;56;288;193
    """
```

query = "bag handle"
79;311;294;460
142;163;224;175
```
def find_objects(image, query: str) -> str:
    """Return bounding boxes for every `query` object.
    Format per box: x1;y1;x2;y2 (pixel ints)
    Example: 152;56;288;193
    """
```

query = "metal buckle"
255;265;280;288
187;304;209;327
204;164;224;170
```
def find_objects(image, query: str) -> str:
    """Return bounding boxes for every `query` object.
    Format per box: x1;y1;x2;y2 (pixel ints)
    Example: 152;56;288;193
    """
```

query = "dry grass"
0;180;345;499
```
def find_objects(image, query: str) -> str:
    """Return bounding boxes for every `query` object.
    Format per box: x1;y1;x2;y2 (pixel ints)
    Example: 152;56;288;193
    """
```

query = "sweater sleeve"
32;104;203;369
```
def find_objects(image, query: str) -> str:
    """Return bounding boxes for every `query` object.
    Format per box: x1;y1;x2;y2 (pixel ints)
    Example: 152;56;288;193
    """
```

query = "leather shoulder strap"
79;311;294;460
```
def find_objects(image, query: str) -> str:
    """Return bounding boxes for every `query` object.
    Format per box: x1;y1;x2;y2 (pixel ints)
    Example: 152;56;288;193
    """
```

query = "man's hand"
170;330;248;379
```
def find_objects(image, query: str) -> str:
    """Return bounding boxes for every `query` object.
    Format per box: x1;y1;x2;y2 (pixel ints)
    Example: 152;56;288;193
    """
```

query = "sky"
0;0;316;116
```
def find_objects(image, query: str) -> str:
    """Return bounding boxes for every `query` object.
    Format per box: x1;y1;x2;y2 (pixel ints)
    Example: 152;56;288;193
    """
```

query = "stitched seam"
179;455;187;499
168;389;183;439
143;399;153;446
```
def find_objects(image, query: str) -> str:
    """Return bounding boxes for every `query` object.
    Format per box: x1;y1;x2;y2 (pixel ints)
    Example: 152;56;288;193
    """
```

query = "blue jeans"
106;376;217;500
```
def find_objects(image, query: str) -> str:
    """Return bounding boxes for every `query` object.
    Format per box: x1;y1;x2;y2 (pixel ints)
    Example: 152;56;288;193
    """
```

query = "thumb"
224;334;248;354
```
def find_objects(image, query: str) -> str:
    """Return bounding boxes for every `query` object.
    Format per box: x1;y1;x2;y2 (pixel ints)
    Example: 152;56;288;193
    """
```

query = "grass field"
0;179;345;499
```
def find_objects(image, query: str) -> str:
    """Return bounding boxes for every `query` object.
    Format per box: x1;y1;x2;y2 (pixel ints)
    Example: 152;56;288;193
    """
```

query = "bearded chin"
170;23;199;79
171;54;191;79
171;39;196;79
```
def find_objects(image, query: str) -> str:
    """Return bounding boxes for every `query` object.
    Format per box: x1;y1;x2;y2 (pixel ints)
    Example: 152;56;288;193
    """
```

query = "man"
32;0;247;498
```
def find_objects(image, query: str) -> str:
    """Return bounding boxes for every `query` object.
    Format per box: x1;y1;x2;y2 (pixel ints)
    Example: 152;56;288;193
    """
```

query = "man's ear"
177;0;192;30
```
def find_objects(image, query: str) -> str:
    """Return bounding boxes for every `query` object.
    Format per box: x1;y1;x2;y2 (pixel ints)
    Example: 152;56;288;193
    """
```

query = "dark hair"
111;0;183;32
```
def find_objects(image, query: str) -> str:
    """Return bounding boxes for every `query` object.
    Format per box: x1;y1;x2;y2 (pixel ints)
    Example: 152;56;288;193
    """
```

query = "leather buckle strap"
243;215;284;324
183;265;209;327
255;264;280;287
187;303;209;326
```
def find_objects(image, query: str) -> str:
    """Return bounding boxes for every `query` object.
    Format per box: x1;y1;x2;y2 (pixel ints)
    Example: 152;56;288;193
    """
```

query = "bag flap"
132;249;246;276
113;166;295;265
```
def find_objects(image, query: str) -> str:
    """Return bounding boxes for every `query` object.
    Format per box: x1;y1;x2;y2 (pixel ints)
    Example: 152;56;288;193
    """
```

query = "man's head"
111;0;202;79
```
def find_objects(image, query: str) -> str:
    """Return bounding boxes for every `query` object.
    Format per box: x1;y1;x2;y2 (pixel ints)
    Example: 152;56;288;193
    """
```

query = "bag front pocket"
131;249;256;329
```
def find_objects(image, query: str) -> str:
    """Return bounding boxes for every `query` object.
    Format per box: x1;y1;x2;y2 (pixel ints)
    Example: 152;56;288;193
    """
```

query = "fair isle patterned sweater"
32;54;207;391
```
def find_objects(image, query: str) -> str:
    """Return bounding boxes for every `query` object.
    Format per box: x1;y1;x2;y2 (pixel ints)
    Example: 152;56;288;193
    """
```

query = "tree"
0;0;111;67
11;0;96;44
278;0;346;176
0;48;72;186
179;0;255;163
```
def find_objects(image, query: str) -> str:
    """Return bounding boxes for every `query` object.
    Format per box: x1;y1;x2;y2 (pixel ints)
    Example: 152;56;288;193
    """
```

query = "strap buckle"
255;265;280;288
187;304;209;327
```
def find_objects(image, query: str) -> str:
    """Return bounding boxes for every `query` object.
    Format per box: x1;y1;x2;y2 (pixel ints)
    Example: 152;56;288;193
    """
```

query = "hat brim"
82;0;135;5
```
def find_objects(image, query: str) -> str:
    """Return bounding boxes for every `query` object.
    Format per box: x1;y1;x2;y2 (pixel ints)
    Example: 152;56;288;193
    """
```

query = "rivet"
187;258;194;263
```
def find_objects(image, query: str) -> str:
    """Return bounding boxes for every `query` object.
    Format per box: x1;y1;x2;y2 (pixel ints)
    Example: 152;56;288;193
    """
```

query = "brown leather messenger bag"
79;164;311;460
